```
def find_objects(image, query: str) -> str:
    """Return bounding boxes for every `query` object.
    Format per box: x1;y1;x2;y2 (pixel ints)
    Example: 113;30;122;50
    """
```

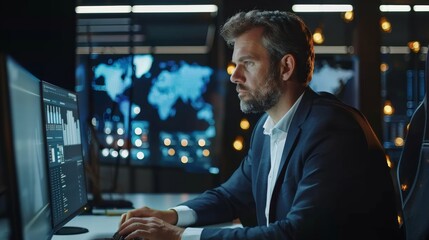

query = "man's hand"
119;216;184;240
120;206;178;225
118;207;183;240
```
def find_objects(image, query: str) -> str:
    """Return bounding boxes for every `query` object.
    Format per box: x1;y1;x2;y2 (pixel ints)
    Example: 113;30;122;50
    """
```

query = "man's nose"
230;65;243;84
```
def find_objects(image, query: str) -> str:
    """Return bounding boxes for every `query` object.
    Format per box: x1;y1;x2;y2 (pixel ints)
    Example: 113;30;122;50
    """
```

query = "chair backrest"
397;47;429;240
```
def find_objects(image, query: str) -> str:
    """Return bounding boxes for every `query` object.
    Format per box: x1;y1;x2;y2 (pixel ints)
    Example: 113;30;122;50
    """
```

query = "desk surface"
52;193;200;240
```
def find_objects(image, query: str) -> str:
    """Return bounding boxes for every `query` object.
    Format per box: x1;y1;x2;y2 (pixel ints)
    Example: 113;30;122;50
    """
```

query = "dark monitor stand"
55;226;89;235
85;121;134;212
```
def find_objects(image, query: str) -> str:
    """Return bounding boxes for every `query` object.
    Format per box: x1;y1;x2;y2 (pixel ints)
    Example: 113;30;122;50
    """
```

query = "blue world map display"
309;55;358;108
310;61;354;95
89;54;219;173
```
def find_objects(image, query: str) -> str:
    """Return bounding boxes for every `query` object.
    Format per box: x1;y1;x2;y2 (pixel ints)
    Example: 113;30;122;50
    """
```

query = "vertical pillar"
353;0;383;138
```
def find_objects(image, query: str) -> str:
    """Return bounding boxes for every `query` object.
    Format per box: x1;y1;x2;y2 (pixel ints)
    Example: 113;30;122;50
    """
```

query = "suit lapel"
269;89;316;222
255;135;271;225
275;89;314;180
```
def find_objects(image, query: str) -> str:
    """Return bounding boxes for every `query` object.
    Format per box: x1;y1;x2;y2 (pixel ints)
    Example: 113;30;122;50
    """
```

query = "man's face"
230;27;282;113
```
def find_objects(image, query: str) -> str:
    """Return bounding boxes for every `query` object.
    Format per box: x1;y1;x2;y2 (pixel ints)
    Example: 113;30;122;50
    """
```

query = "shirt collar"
263;92;305;136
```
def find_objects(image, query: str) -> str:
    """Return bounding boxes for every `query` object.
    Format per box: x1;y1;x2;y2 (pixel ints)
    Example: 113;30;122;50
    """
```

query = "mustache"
236;84;248;92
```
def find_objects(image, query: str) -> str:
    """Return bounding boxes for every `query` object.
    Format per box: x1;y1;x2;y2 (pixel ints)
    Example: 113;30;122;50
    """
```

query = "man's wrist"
162;209;179;225
168;209;179;225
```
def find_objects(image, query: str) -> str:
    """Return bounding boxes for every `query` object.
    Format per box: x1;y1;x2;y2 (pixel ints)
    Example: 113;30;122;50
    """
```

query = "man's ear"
280;54;296;81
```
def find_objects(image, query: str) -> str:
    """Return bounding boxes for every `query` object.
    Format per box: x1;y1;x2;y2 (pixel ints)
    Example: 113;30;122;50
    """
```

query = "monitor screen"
79;54;222;174
41;81;88;234
0;55;52;240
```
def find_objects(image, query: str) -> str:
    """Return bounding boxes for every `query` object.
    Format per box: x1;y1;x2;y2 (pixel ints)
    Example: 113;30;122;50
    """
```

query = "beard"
239;67;282;114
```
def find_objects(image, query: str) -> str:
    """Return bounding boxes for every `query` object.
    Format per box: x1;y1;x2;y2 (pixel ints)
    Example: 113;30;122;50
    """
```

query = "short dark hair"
220;10;315;84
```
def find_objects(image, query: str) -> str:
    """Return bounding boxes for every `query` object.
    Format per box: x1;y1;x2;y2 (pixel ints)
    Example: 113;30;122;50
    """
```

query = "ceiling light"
314;46;349;54
379;5;411;12
76;4;218;14
132;5;218;13
292;4;353;12
76;46;211;55
414;5;429;12
75;5;132;14
380;46;410;54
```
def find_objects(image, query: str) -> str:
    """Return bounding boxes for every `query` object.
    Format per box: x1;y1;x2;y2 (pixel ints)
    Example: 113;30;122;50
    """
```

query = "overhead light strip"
414;5;429;12
132;5;218;13
76;5;132;14
292;4;429;13
76;4;429;14
292;4;353;13
75;5;218;14
380;46;410;54
77;45;428;55
314;46;350;54
379;5;411;12
76;46;209;55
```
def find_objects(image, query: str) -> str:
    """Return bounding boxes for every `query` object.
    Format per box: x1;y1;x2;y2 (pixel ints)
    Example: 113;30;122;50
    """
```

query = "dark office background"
1;0;428;194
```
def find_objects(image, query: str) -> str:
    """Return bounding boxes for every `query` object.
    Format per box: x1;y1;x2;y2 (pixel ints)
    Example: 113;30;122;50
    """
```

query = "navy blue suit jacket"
182;89;402;240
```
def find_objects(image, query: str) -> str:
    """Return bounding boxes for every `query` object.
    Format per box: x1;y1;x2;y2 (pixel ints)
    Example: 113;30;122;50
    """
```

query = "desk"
52;193;241;240
52;193;198;240
51;215;120;239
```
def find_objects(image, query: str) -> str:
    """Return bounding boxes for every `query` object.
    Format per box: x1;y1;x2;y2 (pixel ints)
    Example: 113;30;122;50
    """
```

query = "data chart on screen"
42;82;87;227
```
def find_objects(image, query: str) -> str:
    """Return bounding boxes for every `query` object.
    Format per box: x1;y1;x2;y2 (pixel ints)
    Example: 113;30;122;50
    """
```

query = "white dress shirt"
175;93;304;239
262;93;303;225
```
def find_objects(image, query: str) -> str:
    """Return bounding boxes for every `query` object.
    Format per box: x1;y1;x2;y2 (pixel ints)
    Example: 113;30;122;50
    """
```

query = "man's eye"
244;61;254;67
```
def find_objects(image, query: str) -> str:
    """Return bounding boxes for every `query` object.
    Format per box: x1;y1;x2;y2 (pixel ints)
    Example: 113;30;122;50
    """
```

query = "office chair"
397;47;429;240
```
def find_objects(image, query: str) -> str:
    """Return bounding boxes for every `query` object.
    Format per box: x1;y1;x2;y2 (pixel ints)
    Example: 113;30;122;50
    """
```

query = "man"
117;10;402;240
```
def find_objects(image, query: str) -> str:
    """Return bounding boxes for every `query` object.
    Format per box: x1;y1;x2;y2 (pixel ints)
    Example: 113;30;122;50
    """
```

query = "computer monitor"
0;54;52;240
0;145;10;239
41;81;89;235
